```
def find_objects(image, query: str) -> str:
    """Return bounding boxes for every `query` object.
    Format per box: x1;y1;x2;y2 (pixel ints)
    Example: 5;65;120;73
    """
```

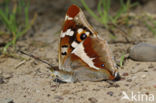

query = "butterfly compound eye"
80;33;87;40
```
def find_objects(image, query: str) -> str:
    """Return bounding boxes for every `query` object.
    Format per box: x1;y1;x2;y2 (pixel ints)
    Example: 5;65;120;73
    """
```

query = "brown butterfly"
53;4;120;82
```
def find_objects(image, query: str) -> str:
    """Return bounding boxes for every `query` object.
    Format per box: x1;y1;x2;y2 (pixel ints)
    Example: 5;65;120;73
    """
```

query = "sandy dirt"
0;0;156;103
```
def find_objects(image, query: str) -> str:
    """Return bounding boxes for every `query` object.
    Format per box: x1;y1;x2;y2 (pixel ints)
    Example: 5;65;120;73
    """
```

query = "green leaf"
80;0;100;23
120;54;125;67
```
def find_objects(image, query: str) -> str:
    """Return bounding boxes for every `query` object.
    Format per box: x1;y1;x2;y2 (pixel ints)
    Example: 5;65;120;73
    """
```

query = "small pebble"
120;77;125;80
92;88;100;91
47;94;50;97
122;72;129;76
127;79;132;82
68;97;73;99
145;92;149;95
107;91;114;96
141;75;146;79
125;84;129;86
54;95;64;100
143;69;148;72
62;90;70;95
88;97;98;103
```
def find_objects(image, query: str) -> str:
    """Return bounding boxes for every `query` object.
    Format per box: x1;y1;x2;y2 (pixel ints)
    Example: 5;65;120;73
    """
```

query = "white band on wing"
72;42;100;70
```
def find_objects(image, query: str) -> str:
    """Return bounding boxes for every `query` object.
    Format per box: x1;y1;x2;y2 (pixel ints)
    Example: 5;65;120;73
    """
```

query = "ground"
0;0;156;103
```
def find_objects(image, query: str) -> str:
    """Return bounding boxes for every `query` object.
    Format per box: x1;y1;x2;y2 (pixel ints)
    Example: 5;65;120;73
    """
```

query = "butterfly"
53;4;120;82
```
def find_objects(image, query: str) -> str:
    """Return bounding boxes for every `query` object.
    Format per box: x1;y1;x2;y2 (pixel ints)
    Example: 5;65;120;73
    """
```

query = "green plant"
80;0;138;28
0;0;36;54
144;16;156;37
120;53;125;67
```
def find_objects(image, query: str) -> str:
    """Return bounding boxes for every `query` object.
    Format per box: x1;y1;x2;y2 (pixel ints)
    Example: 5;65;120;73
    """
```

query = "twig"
14;60;26;69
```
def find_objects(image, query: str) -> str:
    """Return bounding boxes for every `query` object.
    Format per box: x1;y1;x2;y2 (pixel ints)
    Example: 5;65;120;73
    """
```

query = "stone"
129;43;156;61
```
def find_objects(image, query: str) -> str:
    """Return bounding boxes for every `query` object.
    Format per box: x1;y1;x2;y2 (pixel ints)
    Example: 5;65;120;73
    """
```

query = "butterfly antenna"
19;50;58;71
